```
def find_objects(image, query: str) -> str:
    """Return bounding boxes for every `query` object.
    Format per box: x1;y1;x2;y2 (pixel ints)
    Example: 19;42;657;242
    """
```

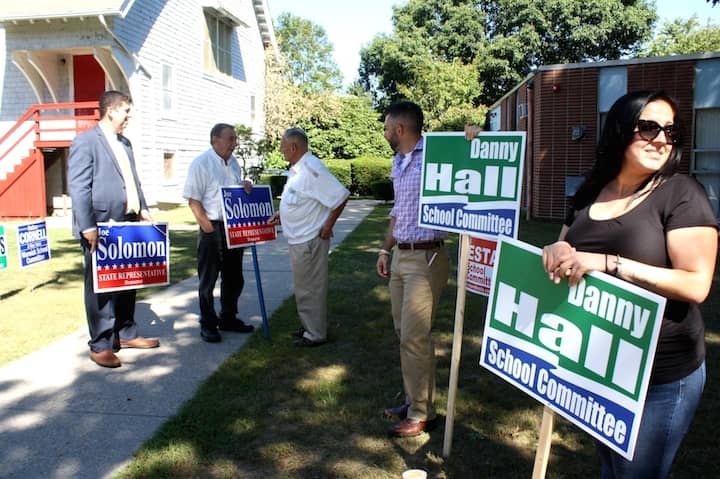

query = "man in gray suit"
68;90;159;368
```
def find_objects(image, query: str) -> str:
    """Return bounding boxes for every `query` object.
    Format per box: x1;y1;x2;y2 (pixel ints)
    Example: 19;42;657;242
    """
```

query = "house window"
204;10;233;75
163;152;175;183
162;63;174;116
598;67;627;137
250;95;256;124
691;59;720;220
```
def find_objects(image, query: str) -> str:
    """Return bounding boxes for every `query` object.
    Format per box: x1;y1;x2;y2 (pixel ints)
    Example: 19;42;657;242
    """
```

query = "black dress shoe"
290;327;305;339
200;326;222;343
218;319;254;333
293;337;326;348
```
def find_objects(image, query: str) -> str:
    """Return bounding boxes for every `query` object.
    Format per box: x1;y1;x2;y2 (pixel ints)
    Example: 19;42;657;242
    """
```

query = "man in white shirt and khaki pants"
269;128;350;347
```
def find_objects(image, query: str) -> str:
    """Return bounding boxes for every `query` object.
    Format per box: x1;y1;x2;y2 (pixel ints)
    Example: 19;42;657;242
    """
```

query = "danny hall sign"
480;237;665;460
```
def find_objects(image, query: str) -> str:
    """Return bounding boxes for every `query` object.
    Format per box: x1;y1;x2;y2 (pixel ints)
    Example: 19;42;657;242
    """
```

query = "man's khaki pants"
389;245;450;421
288;236;330;342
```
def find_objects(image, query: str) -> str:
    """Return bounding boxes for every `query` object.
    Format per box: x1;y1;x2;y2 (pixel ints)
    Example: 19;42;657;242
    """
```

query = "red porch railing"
0;101;99;218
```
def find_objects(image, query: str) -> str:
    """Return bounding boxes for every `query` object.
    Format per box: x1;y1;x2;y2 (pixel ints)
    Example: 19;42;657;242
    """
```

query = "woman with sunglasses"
542;90;718;478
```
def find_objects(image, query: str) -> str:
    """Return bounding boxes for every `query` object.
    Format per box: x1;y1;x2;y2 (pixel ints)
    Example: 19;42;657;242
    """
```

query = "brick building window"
692;59;720;220
598;67;627;137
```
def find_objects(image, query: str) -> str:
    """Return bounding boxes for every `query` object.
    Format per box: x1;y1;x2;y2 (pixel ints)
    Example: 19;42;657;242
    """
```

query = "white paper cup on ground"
402;469;427;479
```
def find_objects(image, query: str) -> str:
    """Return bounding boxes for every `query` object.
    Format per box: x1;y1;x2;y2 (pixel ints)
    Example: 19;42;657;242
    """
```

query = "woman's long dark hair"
571;90;683;211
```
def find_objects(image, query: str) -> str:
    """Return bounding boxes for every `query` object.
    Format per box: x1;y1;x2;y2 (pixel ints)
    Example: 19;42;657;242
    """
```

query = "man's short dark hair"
210;123;234;144
384;101;424;135
283;127;309;148
99;90;132;118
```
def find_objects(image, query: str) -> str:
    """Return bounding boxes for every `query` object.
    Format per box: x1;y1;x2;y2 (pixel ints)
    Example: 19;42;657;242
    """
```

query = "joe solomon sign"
480;237;665;460
221;185;276;248
419;132;526;238
92;222;169;293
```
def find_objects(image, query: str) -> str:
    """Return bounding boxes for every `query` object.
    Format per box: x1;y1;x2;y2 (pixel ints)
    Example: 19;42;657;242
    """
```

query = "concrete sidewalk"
0;199;378;479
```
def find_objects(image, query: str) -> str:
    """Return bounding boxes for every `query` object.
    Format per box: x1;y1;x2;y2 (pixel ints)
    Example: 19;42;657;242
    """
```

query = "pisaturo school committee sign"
480;237;666;460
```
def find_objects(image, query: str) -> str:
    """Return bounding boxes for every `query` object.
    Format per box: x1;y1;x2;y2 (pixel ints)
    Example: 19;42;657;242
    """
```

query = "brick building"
488;53;720;222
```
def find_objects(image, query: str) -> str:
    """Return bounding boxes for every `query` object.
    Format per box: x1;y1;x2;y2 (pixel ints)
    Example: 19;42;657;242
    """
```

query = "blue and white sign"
17;220;51;268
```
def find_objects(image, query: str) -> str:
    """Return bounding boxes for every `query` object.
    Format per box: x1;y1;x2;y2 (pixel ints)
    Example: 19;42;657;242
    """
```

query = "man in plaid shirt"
376;101;450;438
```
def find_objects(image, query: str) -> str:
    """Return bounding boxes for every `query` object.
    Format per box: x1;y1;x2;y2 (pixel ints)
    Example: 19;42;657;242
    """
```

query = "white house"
0;0;278;217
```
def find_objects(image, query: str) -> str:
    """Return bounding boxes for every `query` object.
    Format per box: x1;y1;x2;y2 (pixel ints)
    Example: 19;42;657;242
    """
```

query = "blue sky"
266;0;720;87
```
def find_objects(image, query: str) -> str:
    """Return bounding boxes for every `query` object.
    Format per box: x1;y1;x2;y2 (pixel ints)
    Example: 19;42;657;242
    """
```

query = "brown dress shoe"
383;403;409;419
90;350;121;368
388;417;438;437
119;337;160;349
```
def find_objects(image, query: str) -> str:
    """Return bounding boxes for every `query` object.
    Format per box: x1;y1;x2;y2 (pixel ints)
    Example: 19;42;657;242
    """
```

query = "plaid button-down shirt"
390;138;447;243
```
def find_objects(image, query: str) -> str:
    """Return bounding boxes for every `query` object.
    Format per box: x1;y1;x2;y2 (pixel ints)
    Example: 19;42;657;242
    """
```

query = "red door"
73;55;105;116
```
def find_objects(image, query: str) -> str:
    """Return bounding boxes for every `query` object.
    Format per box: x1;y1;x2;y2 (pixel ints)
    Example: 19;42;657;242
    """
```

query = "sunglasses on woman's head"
636;119;678;144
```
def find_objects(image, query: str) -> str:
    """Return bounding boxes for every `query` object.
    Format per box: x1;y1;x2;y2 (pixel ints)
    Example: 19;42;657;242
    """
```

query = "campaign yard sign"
420;132;526;238
93;222;169;293
0;225;7;270
480;237;665;460
466;236;497;296
221;185;276;248
17;220;51;268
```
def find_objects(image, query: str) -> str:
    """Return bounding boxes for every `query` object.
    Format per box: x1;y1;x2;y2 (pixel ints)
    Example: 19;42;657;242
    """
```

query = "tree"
708;0;719;6
298;94;391;160
263;54;304;145
262;27;388;168
396;56;487;131
359;0;486;110
274;12;343;94
359;0;657;108
641;16;720;56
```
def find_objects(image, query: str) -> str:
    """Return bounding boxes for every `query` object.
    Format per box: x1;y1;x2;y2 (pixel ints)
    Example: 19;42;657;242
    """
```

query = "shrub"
257;174;288;198
323;159;352;190
371;180;394;202
350;156;392;196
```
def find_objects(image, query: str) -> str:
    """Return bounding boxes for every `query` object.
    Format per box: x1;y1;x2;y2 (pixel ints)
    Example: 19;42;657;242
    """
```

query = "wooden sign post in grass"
419;131;526;457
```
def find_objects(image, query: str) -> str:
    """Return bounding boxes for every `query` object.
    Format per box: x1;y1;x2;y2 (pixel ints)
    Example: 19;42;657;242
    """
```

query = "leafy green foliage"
359;0;657;108
323;159;352;188
267;15;390;168
641;16;720;56
297;95;391;161
349;157;392;196
275;12;343;94
397;57;487;131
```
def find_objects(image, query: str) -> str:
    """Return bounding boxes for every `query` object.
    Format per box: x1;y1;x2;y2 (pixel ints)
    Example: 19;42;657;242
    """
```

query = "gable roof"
0;0;135;22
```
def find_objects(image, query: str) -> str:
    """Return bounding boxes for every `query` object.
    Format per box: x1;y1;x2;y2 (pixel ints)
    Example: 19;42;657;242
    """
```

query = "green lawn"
2;204;718;478
115;205;719;479
0;206;198;365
